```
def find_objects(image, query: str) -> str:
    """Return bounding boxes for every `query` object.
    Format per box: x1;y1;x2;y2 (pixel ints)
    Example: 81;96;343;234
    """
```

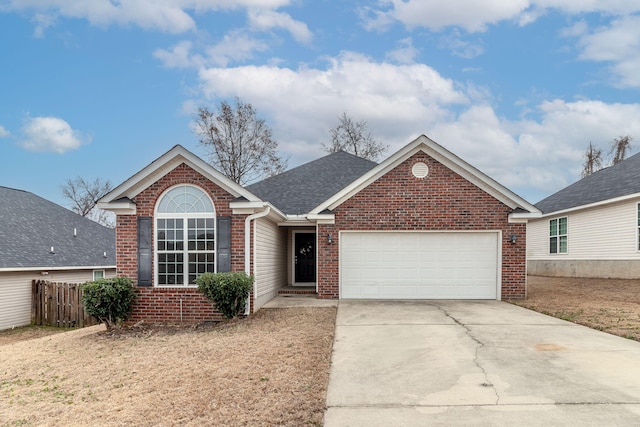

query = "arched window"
155;185;215;286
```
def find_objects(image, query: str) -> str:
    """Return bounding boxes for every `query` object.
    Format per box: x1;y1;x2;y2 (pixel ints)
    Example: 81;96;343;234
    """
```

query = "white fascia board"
278;220;315;226
277;213;335;226
96;200;136;215
537;192;640;219
0;265;117;273
230;200;266;210
508;212;542;224
277;215;314;226
99;145;261;204
306;213;335;224
310;135;540;215
230;201;287;220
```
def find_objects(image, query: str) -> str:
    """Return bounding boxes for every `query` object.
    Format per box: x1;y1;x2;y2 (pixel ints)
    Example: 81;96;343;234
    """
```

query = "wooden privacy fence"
32;280;97;328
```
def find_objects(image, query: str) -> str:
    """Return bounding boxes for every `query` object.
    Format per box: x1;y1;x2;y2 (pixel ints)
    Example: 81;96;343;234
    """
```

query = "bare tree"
194;98;287;185
581;142;604;178
581;135;634;178
610;135;633;165
61;177;115;227
323;112;388;161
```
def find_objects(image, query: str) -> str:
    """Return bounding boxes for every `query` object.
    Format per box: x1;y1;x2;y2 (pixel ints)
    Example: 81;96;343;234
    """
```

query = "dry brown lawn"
508;275;640;341
0;326;67;346
0;307;336;427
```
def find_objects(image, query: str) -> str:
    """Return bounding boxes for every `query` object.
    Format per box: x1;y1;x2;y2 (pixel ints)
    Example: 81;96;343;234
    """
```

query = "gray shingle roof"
535;151;640;214
0;186;116;269
247;151;378;215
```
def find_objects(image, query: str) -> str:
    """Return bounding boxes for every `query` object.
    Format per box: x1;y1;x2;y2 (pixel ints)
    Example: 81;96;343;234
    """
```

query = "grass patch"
0;307;336;426
509;276;640;341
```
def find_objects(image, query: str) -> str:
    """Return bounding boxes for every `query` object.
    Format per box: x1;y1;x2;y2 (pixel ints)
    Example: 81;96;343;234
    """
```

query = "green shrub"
196;272;253;319
82;277;136;330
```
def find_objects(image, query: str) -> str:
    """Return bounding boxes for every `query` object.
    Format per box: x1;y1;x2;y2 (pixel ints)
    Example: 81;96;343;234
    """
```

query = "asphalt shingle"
247;151;378;215
0;186;116;269
535;151;640;213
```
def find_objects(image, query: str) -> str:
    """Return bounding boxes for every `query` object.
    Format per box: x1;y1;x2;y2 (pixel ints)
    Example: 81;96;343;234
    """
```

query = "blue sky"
1;1;640;208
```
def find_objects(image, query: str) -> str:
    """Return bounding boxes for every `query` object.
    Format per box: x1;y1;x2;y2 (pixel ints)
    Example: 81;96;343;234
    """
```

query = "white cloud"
573;15;640;87
154;32;269;68
205;31;270;66
0;125;10;138
196;52;469;160
154;40;203;68
20;116;88;153
438;30;484;58
247;9;312;43
385;37;419;64
365;0;640;33
369;0;530;32
358;6;396;32
532;0;640;15
31;12;57;38
430;99;640;200
194;52;640;200
5;0;195;34
3;0;294;34
194;54;640;200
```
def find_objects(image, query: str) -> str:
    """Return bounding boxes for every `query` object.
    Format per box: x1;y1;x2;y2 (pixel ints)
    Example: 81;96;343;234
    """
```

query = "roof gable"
246;151;378;215
535;151;640;214
99;145;261;211
310;135;540;216
0;186;115;269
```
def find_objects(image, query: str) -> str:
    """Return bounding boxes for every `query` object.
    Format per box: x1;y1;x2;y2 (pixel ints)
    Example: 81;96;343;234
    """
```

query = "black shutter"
217;216;231;272
137;216;153;286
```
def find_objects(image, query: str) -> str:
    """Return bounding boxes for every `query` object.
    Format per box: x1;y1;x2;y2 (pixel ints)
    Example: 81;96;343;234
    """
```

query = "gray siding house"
0;187;116;330
527;152;640;278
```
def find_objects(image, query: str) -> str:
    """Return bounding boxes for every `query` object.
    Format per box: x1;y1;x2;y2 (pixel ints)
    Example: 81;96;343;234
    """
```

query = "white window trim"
549;216;568;254
93;270;105;280
154;184;216;288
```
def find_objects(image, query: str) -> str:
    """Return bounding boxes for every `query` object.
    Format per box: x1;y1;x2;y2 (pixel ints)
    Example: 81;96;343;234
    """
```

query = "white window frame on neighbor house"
154;184;216;287
549;216;568;254
93;270;105;280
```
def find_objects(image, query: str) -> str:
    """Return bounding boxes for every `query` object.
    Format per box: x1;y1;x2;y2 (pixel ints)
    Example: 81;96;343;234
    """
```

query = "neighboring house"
0;187;116;330
98;135;540;323
528;152;640;279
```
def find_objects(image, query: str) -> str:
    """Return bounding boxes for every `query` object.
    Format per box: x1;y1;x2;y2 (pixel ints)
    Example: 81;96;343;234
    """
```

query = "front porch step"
278;286;316;296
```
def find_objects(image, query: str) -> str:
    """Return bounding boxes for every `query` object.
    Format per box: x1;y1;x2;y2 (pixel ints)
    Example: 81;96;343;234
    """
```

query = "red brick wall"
316;152;527;300
116;163;249;323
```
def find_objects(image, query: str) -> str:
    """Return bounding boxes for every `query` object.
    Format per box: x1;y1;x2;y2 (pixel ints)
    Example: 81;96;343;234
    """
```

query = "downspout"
244;206;271;315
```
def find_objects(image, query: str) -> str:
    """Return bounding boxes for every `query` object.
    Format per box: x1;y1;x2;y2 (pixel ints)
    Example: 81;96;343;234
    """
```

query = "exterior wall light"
509;234;518;244
327;233;333;244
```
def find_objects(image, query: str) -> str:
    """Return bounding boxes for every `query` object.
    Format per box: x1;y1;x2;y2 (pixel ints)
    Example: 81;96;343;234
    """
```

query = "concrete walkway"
324;300;640;426
262;294;338;308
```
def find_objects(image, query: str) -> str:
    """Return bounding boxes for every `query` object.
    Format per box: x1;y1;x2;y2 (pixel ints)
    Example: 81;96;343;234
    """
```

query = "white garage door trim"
339;231;501;300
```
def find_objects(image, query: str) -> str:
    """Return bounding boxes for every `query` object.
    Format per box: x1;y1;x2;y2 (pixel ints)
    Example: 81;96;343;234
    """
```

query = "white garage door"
340;232;499;299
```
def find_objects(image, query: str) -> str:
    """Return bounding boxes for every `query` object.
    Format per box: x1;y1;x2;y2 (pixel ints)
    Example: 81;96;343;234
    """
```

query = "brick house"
98;135;541;322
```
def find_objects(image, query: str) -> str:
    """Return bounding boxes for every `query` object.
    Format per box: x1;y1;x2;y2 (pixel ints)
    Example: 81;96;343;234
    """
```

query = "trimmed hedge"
196;272;253;319
82;277;136;330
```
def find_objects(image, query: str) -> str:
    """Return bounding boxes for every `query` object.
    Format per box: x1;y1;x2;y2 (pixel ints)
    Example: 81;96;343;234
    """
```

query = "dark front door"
294;233;316;283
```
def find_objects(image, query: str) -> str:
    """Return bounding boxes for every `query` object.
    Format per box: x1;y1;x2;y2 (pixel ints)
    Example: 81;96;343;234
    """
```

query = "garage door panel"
340;232;499;300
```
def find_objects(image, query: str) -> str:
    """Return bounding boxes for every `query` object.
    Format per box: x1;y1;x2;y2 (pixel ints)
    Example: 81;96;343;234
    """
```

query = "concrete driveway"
324;300;640;426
